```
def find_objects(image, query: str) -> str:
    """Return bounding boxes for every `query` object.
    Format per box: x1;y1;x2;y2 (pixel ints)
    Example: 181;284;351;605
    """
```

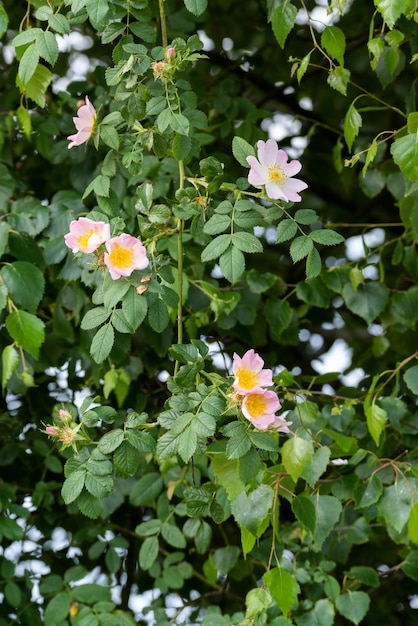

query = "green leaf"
347;566;379;588
130;473;163;506
282;436;314;482
343;282;389;324
344;103;362;151
85;472;114;498
0;4;9;38
90;323;115;363
212;454;245;499
355;474;383;509
271;2;298;49
113;440;140;476
161;523;186;549
401;550;418;582
17;105;32;140
77;491;104;518
204;213;231;235
231;484;274;536
172;134;192;161
122;287;148;331
366;402;387;446
147;294;170;332
219;246;245;283
86;0;109;30
178;427;198;462
297;52;311;83
378;480;413;533
231;231;263;253
290;235;313;263
61;470;86;504
301;446;331;487
263;568;300;617
36;30;58;66
184;0;208;16
139;536;159;570
375;0;410;29
18;43;40;84
310;494;342;547
276;218;297;243
170;113;190;136
48;13;71;35
296;599;335;626
44;591;71;626
391;133;418;182
409;503;418;546
232;136;255;167
99;124;119;150
327;66;350;96
404;365;418;395
2;345;19;391
1;261;45;313
16;63;52;108
309;229;344;246
335;591;370;625
321;26;346;65
201;234;231;262
81;307;110;330
5;310;45;359
292;495;316;534
97;429;124;454
305;247;322;279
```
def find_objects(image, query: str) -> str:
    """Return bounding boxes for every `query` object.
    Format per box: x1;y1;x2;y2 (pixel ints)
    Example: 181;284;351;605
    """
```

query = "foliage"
1;0;418;624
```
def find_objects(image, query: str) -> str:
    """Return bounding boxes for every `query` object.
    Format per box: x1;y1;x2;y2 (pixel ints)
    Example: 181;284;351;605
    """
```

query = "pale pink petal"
285;159;302;177
258;139;279;166
264;181;288;201
247;156;268;187
282;177;308;202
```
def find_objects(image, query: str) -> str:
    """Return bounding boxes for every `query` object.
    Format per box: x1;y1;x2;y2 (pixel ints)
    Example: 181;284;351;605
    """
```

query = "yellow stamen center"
268;165;287;186
236;366;258;391
245;394;268;418
77;229;95;250
108;244;134;269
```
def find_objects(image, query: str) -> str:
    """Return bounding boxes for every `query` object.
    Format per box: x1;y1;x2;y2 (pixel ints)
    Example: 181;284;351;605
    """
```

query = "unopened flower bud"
166;47;175;60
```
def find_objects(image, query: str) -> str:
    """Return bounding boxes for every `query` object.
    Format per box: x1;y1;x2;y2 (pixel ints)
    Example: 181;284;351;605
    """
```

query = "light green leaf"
232;136;255;167
378;479;413;533
297;52;311;83
97;429;124;454
18;43;40;85
5;310;45;359
391;133;418;182
291;495;316;534
211;454;245;499
231;484;274;536
219;246;245;283
271;2;298;49
121;286;147;331
327;65;350;95
344;103;362;151
263;568;300;617
90;323;114;363
281;436;314;482
321;26;346;65
99;124;119;150
17;105;32;140
139;536;159;570
170;113;190;136
374;0;410;29
404;365;418;395
86;0;109;30
147;294;169;332
16;63;52;108
335;591;370;625
48;13;71;35
296;599;335;626
161;523;187;549
172;134;192;161
113;440;140;476
44;591;71;626
0;4;9;38
301;446;331;487
2;345;20;390
408;502;418;546
366;401;387;446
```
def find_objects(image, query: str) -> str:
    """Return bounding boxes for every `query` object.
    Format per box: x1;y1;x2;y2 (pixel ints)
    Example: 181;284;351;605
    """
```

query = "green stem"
174;160;185;376
158;0;168;47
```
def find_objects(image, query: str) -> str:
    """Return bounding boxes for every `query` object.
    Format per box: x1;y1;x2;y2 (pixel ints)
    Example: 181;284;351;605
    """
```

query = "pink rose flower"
246;139;308;202
64;217;111;254
166;47;175;59
104;234;149;280
241;389;282;430
67;96;97;149
232;349;273;394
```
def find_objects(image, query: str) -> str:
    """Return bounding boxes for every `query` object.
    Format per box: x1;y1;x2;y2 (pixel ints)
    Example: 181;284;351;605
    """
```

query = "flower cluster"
231;349;291;432
64;217;149;280
67;96;97;149
247;139;308;202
